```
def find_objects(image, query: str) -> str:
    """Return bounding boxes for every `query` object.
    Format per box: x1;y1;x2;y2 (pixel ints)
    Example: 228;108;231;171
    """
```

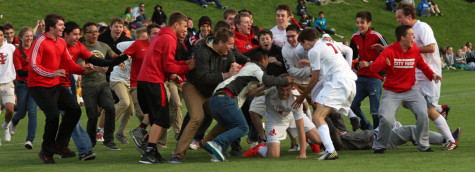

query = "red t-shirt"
137;27;189;84
124;39;149;87
13;47;30;81
60;41;93;87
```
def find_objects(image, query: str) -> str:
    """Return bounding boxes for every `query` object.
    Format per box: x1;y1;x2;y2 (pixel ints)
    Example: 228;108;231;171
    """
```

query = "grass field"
1;70;474;171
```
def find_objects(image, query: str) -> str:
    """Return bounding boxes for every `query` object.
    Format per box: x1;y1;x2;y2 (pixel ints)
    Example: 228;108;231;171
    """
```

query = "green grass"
2;0;474;47
1;70;474;171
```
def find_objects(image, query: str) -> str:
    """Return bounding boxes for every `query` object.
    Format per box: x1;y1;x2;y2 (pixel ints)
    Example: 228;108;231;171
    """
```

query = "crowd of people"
0;1;464;165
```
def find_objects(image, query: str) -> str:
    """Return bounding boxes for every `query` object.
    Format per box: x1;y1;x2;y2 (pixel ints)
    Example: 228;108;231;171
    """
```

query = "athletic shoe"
210;154;221;163
374;148;385;154
206;141;225;162
115;133;129;144
96;131;104;142
441;105;450;120
442;141;458;150
104;141;121;150
154;149;166;163
207;1;215;5
199;140;213;155
168;156;183;164
54;145;76;158
288;143;299;152
189;139;200;150
243;143;265;158
221;6;227;10
201;5;207;8
139;151;159;164
249;141;259;148
9;124;16;135
78;151;96;161
2;122;11;142
350;117;360;131
229;149;242;157
310;143;321;153
452;127;461;142
418;147;434;152
130;127;147;149
25;141;33;149
316;151;339;160
39;151;55;164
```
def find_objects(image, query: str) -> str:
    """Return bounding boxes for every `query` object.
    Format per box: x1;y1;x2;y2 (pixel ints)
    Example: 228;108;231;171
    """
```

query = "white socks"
258;146;267;157
318;125;335;153
433;116;455;142
435;105;443;113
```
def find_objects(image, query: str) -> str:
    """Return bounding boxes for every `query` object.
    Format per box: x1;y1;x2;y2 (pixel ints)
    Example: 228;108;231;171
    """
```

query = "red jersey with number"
13;47;30;81
124;39;149;87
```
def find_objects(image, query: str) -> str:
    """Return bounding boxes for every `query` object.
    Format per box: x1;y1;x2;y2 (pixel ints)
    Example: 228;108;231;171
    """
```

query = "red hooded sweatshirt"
233;29;259;54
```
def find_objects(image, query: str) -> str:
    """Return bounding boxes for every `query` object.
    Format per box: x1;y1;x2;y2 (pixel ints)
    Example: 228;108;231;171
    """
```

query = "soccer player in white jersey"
243;79;322;158
293;28;357;160
395;3;457;150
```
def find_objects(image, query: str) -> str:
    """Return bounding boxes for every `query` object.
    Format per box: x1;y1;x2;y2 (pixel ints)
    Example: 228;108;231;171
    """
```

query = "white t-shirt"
264;86;304;124
308;40;357;82
0;43;16;84
412;20;441;80
282;43;311;84
270;25;287;48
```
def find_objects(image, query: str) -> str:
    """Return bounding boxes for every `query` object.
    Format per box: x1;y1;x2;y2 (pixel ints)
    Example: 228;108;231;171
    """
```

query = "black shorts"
137;81;169;128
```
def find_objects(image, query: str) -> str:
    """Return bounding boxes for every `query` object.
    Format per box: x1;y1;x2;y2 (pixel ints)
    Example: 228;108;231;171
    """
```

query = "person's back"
309;41;356;81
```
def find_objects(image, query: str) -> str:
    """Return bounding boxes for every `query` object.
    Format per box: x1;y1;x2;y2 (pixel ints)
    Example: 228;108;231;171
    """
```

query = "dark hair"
249;47;268;62
447;46;453;50
45;13;64;32
233;13;250;26
356;11;372;23
214;29;235;44
278;73;293;87
223;9;237;20
63;21;81;37
319;11;325;15
257;29;273;41
168;11;188;27
147;23;161;35
395;25;412;42
82;22;97;34
124;7;132;14
276;4;292;16
397;3;416;20
2;22;14;31
155;4;162;11
466;42;472;47
99;26;107;33
214;21;231;33
286;24;301;33
187;17;193;21
238;9;252;16
297;28;319;43
0;26;4;34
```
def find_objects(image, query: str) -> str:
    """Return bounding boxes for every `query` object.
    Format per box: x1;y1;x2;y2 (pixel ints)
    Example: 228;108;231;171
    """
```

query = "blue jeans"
60;87;93;155
12;82;37;142
189;0;207;6
210;93;249;149
207;0;224;8
350;77;382;130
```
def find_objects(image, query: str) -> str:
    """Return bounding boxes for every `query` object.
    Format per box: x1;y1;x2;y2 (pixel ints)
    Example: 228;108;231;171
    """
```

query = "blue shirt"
314;18;327;30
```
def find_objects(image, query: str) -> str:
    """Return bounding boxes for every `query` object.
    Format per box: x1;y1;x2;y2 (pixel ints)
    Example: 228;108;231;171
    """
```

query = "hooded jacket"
233;29;259;54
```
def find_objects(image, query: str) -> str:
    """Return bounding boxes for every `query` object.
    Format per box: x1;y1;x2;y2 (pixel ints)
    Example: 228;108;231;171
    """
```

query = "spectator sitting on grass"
297;0;310;17
445;46;455;68
313;11;344;38
386;0;397;12
454;48;470;70
428;0;442;16
417;0;431;17
299;13;313;28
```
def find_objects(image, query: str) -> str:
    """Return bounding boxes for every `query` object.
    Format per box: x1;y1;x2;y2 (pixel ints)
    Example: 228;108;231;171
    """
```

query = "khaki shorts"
0;81;15;105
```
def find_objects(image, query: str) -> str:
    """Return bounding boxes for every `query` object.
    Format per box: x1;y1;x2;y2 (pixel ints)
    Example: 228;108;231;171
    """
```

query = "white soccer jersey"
270;25;287;48
0;43;16;84
264;87;304;124
412;20;441;80
282;43;311;84
308;41;357;81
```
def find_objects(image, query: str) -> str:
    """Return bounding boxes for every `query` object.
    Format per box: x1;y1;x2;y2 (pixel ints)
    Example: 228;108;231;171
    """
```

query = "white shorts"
0;81;15;105
249;95;265;116
311;77;356;116
414;79;440;107
266;115;315;143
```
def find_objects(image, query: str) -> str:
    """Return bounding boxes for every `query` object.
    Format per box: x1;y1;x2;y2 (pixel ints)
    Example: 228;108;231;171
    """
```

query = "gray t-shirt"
80;41;114;87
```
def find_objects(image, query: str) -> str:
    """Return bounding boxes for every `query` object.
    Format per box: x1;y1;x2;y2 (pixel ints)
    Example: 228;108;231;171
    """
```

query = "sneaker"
229;149;242;157
139;151;159;164
210;154;221;163
10;124;16;135
78;151;96;161
189;139;200;150
104;141;121;150
130;127;147;149
153;149;166;163
39;151;55;164
310;143;321;153
25;141;33;149
201;5;207;8
442;141;458;150
221;6;227;10
374;148;385;154
441;105;450;120
168;156;183;163
243;143;265;158
199;140;213;154
206;141;225;162
2;122;11;142
136;142;147;155
288;143;299;152
418;147;434;152
350;117;360;131
115;133;129;144
54;145;76;158
207;1;215;5
96;132;104;142
316;151;339;160
452;127;461;142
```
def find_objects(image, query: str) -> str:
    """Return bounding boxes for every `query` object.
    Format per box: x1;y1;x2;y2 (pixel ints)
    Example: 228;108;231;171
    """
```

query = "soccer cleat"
130;127;148;150
441;105;450;120
206;141;225;162
104;141;121;150
2;122;11;142
25;141;33;149
316;151;339;160
452;127;461;142
442;141;458;150
418;147;434;152
78;151;96;161
374;149;385;154
10;124;16;135
139;151;159;164
39;151;55;164
54;145;76;158
168;156;183;164
243;143;265;158
288;143;299;152
189;139;200;150
115;133;129;144
350;117;361;131
310;143;321;153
